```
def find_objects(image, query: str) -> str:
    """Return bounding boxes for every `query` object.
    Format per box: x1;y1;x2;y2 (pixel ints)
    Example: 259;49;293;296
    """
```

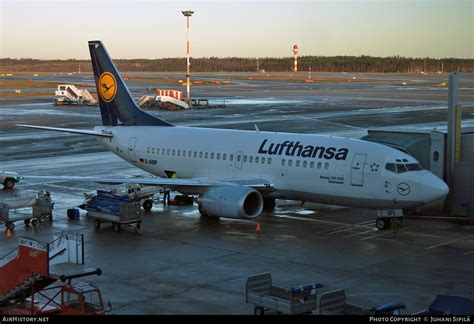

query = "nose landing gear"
375;209;403;231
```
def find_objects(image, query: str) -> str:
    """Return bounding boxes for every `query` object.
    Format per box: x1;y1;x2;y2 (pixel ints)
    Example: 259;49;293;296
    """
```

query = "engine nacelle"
198;186;263;219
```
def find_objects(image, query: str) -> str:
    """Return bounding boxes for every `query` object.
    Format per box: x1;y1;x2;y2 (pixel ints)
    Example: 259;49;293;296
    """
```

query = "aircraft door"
235;151;243;169
351;153;367;186
128;137;137;162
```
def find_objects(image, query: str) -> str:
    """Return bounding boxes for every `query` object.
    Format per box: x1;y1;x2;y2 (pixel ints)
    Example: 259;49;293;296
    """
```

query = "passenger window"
199;152;203;158
255;157;259;163
385;163;396;173
267;158;272;164
211;153;214;159
303;161;307;168
249;156;253;163
167;149;170;155
296;160;300;167
237;155;241;162
217;153;221;160
156;148;160;155
281;159;286;166
188;151;192;158
396;164;407;173
223;154;227;160
261;157;265;164
147;147;150;154
172;149;176;156
151;148;155;154
177;150;181;156
193;151;197;158
230;154;234;161
243;155;247;162
310;161;314;168
324;162;329;170
205;152;209;159
317;162;322;169
288;160;293;167
162;148;165;154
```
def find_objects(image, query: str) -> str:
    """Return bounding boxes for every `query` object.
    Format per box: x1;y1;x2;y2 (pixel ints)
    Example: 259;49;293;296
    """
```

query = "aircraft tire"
376;218;391;230
254;306;264;315
198;205;208;217
3;178;15;189
113;223;121;233
143;199;153;211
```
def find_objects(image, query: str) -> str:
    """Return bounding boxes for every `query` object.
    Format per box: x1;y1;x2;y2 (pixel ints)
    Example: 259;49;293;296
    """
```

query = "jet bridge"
362;74;474;217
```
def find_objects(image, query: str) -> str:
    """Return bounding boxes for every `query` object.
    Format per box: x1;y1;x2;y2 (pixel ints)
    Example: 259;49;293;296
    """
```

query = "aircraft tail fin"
88;40;172;127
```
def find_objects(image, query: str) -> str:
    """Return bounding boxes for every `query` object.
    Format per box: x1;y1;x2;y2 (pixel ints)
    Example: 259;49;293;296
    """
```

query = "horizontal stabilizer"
17;124;113;138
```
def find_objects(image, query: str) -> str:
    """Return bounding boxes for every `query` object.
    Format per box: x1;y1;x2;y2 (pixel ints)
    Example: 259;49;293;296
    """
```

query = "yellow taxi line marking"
360;234;384;241
425;234;474;250
272;214;352;226
359;225;416;241
323;221;374;235
344;229;375;238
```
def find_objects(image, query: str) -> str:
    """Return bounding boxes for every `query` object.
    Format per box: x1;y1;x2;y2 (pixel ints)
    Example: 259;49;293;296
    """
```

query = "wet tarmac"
0;73;473;314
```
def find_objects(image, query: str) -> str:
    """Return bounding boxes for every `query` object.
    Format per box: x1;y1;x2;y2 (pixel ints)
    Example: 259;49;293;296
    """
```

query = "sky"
0;0;473;59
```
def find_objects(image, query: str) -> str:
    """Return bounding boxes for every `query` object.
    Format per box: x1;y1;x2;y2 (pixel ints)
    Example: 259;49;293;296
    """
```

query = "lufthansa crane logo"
99;72;117;102
397;183;410;196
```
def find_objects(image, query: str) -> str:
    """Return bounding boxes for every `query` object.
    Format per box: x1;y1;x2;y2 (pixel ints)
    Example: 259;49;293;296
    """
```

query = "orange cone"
6;229;12;238
255;222;262;233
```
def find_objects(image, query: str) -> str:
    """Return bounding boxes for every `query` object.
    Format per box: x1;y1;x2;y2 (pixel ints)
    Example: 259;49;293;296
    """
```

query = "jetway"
362;73;474;217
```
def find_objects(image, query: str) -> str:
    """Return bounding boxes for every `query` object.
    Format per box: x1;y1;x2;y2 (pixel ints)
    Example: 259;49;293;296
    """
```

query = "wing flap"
17;124;113;138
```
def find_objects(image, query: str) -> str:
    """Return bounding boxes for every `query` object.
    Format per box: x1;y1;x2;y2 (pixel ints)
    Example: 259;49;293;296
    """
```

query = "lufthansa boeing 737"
18;41;449;229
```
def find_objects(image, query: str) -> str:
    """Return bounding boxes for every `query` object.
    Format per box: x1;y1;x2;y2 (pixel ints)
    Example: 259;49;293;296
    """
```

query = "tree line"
1;56;473;73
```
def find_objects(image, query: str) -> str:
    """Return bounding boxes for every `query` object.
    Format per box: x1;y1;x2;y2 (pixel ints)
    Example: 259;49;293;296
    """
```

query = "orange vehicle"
0;268;110;315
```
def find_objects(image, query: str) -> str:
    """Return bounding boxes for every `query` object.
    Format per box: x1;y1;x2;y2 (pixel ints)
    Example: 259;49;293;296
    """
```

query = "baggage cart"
84;190;141;232
246;272;323;315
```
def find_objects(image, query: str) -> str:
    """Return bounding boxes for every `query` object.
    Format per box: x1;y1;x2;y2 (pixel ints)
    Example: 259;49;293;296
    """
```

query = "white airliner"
19;41;449;229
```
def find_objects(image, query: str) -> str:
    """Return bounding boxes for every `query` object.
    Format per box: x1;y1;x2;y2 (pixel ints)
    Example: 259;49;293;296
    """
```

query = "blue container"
67;208;80;219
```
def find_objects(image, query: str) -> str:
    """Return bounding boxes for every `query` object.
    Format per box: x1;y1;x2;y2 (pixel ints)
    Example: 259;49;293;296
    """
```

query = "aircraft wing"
20;176;274;194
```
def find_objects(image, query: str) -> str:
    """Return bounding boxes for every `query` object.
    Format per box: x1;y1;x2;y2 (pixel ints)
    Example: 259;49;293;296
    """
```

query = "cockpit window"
396;164;407;173
406;163;423;171
385;162;423;173
385;163;396;172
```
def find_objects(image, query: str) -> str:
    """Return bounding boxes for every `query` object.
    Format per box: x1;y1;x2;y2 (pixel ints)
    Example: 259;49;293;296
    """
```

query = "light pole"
182;10;194;105
293;44;299;72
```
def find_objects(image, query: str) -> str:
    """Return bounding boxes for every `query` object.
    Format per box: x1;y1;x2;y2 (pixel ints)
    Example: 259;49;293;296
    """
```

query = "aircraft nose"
421;172;449;203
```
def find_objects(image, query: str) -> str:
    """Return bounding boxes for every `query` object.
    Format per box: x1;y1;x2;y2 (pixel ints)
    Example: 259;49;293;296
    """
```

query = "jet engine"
198;186;263;219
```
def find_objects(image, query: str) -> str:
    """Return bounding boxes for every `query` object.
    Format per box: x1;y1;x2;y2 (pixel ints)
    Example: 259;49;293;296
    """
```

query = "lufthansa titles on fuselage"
258;139;349;160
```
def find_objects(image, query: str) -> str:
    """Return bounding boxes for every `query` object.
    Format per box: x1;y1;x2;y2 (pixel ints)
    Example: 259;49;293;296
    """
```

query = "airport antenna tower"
182;10;194;105
293;44;299;72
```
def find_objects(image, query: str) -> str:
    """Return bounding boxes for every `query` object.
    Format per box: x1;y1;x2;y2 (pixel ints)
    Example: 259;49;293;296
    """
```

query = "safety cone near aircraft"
256;222;262;233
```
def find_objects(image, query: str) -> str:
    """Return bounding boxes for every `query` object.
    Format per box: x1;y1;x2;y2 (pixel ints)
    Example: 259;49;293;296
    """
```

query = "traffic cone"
255;222;262;233
6;229;12;238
